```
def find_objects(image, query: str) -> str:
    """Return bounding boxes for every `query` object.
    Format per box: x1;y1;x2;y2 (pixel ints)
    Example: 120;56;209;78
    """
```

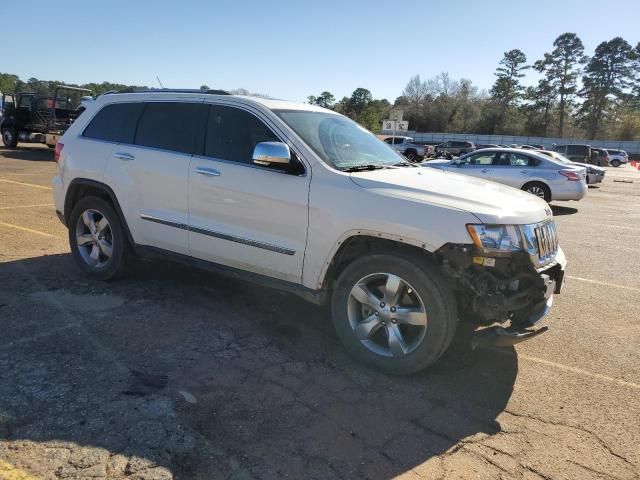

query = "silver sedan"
423;148;587;202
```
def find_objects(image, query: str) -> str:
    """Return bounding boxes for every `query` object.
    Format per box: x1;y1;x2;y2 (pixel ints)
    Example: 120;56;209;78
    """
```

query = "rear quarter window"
83;102;144;144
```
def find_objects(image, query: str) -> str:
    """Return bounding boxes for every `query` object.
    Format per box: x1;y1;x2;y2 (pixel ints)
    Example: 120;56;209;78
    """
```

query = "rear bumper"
552;180;587;201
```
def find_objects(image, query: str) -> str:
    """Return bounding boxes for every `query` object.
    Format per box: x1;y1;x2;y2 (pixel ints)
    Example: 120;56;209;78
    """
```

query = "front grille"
534;221;558;263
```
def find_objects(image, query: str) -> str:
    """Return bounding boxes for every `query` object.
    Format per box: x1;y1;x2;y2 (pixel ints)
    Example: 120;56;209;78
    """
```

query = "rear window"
135;102;205;154
83;103;144;144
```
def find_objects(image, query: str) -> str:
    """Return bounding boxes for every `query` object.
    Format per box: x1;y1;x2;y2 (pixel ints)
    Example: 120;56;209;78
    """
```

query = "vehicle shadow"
0;146;53;161
0;254;517;479
551;205;578;216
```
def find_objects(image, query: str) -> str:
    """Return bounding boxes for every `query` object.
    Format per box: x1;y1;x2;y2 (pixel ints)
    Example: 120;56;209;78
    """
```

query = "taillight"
54;143;64;162
559;170;581;181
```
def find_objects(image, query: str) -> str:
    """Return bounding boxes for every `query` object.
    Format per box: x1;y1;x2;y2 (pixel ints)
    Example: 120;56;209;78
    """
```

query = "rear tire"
1;127;18;148
611;159;620;167
523;182;551;202
331;253;458;375
68;196;131;281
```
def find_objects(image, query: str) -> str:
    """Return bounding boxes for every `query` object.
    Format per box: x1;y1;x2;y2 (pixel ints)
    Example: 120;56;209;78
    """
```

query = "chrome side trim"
139;214;295;255
140;214;188;230
189;225;296;256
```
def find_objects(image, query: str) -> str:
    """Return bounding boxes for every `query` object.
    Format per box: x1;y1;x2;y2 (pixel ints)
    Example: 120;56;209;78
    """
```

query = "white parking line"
518;353;640;390
0;220;60;238
0;203;54;210
0;177;52;190
567;275;640;292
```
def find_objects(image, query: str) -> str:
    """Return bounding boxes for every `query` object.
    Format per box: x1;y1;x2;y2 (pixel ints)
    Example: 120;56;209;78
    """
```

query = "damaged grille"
534;221;558;263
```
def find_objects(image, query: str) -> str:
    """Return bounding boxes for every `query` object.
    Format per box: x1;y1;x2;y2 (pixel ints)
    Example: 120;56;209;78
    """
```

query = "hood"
350;167;551;225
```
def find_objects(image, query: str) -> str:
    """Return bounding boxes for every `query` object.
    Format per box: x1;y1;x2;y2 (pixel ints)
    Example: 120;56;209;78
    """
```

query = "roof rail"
102;88;231;96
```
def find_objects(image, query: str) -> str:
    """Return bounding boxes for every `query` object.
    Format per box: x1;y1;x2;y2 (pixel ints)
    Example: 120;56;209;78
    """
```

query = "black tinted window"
134;102;204;154
83;103;143;143
566;145;587;155
205;105;278;164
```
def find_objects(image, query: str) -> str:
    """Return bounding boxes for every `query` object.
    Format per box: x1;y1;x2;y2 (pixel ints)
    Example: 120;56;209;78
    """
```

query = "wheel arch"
64;178;135;246
317;233;438;293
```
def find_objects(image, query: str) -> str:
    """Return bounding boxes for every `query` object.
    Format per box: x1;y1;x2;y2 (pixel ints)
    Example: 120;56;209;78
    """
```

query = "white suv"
53;90;566;374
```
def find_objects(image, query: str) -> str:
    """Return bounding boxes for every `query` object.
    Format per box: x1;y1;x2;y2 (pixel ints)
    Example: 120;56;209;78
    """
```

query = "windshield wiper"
342;164;388;172
392;162;416;167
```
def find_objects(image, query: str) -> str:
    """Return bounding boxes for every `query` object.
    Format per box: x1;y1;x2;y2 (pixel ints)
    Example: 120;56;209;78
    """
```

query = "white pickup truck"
383;136;430;162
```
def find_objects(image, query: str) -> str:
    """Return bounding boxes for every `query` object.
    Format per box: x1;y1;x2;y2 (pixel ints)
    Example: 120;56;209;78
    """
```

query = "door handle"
481;169;489;173
195;167;221;177
113;152;135;161
521;170;529;174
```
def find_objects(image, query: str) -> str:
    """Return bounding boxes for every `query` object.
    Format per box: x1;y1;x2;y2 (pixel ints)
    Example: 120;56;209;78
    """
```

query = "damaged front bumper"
439;245;567;349
474;251;566;349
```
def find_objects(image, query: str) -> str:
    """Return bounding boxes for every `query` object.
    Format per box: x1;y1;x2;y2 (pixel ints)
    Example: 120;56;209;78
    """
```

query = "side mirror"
253;142;291;166
453;159;462;166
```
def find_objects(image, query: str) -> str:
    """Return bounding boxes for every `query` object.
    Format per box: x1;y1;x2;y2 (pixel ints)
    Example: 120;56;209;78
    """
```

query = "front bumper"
471;248;566;349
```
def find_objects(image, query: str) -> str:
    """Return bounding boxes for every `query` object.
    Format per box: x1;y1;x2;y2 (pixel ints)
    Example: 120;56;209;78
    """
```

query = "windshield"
274;110;406;170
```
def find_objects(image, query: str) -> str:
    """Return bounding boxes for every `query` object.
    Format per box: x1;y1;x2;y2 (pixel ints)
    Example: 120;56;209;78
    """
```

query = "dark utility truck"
1;85;91;148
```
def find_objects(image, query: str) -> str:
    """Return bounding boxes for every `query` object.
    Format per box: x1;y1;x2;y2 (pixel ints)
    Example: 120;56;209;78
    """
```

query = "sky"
4;0;639;103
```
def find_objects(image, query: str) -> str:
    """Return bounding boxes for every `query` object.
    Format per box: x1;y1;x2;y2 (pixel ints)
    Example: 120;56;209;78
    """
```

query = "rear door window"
83;102;144;144
134;102;205;154
510;153;537;166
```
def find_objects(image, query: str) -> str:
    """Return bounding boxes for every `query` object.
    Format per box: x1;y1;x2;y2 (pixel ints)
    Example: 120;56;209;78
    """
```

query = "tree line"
306;34;640;140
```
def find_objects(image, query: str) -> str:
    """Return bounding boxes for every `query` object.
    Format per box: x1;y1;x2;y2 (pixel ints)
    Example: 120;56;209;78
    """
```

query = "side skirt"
134;245;328;306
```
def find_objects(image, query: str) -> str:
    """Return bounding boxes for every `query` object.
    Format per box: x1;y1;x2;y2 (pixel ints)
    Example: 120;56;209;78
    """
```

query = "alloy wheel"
347;273;428;358
527;186;546;198
75;209;113;268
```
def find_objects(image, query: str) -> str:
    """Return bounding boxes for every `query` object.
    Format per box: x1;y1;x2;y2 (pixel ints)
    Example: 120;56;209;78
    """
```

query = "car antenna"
156;75;165;89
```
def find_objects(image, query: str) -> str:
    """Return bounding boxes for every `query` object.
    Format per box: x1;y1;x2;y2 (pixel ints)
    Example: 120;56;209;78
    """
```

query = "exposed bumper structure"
472;251;566;349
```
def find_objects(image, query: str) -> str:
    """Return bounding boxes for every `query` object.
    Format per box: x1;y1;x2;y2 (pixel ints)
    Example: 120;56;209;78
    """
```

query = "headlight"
466;224;522;253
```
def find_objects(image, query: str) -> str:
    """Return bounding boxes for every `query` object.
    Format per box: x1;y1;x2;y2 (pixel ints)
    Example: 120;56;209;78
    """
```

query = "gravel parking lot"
0;145;639;480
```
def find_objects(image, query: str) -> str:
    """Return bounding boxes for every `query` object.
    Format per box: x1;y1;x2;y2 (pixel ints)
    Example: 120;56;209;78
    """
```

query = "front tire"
68;196;130;280
523;182;551;202
1;127;18;148
611;159;620;167
405;149;418;162
331;253;457;375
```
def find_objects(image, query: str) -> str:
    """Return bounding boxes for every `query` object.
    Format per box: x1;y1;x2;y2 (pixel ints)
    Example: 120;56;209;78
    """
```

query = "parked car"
606;149;629;167
537;150;605;184
553;144;591;163
53;90;566;374
383;136;427;162
476;143;500;149
434;140;476;156
521;144;544;150
590;148;610;167
424;148;587;202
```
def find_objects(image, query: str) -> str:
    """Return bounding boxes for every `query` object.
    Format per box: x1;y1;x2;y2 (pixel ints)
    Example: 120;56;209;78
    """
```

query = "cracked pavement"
0;145;639;479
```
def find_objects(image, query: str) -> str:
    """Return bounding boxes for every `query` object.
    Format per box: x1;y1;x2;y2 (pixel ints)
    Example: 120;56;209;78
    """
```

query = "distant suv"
590;148;610;167
606;149;629;168
435;140;476;156
53;90;566;374
553;144;591;163
383;136;426;161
